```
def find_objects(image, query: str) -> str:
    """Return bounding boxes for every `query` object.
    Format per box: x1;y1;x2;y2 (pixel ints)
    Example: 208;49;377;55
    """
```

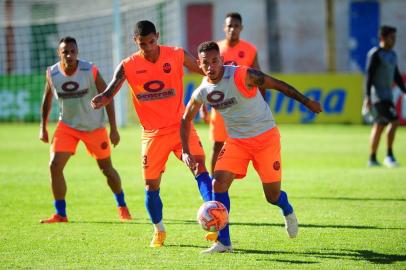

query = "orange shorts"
51;121;111;160
215;127;281;183
209;109;228;142
141;125;205;179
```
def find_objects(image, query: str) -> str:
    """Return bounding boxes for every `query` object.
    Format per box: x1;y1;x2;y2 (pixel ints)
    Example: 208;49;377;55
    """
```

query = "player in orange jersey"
39;37;132;224
91;21;212;248
204;12;265;175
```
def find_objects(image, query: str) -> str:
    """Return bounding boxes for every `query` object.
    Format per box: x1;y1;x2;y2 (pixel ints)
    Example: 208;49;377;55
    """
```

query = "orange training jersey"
217;39;257;67
122;46;185;132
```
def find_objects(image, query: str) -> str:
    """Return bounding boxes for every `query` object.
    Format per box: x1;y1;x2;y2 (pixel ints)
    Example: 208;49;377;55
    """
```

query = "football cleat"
40;214;68;224
384;156;399;168
118;206;132;221
368;160;381;167
284;212;298;238
205;232;218;242
201;242;233;254
150;231;166;248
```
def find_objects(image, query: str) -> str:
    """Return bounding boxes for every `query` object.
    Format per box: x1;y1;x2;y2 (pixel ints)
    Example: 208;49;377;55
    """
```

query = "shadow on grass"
164;219;404;230
168;245;406;265
69;220;151;225
235;248;406;265
294;196;406;202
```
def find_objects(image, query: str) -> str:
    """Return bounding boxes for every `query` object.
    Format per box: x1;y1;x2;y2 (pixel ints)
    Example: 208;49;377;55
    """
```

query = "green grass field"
0;123;405;269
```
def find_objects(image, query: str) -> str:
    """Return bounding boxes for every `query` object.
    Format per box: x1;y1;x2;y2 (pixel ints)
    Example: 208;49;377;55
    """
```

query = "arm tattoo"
105;64;125;98
248;68;265;87
282;82;310;105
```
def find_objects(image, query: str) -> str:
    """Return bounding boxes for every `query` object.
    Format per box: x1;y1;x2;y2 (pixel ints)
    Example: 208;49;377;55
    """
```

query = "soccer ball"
197;201;229;232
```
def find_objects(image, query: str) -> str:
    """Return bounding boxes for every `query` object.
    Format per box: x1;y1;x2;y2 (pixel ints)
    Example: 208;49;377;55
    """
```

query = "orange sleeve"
234;66;258;98
92;65;99;82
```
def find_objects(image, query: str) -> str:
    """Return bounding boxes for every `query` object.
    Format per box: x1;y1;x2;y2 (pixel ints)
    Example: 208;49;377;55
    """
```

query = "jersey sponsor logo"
136;80;176;101
136;69;147;74
57;88;89;99
144;80;165;92
273;160;280;171
211;97;238;110
238;51;245;58
163;63;171;73
61;81;79;92
207;91;225;103
208;91;237;110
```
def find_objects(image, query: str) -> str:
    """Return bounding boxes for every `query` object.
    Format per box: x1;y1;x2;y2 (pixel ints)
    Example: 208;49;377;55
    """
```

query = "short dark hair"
380;25;396;38
59;36;77;46
133;20;157;37
197;41;220;54
225;12;242;24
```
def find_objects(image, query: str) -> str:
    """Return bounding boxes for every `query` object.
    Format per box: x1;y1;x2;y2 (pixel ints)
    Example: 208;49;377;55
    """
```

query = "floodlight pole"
112;0;127;127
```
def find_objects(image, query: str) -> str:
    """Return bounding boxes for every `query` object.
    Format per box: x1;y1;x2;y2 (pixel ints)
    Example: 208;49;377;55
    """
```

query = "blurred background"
1;0;405;125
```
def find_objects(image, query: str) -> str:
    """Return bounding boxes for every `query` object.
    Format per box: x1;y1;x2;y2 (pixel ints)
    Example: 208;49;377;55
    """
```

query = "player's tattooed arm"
247;68;309;104
246;68;322;113
104;63;126;98
91;62;126;109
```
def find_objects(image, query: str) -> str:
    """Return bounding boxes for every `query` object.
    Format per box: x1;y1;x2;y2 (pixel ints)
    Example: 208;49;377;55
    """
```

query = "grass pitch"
0;123;405;269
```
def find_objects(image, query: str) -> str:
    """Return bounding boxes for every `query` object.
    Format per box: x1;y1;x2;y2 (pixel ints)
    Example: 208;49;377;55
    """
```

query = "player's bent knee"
49;160;64;173
266;191;281;204
101;166;116;178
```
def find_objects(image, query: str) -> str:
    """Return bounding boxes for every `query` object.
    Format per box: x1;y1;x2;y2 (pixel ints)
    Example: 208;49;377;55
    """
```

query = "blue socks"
195;172;213;202
214;192;231;246
145;189;163;224
114;191;127;207
272;191;293;216
54;200;66;217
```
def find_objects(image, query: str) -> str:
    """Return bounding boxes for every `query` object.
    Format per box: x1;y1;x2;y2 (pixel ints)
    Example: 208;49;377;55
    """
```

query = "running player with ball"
181;41;322;253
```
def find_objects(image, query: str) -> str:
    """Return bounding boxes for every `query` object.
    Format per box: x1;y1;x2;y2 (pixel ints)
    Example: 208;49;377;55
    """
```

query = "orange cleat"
118;206;132;221
150;231;166;248
40;214;68;224
205;232;218;242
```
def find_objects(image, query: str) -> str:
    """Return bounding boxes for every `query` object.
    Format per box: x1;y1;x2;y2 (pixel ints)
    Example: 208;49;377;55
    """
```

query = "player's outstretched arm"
181;96;202;171
246;68;322;113
91;62;126;109
183;50;205;75
94;70;120;147
39;74;53;143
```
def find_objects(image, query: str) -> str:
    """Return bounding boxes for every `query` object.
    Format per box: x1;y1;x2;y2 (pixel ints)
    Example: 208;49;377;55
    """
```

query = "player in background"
39;37;132;223
203;12;265;175
91;21;212;248
181;41;322;253
364;25;406;167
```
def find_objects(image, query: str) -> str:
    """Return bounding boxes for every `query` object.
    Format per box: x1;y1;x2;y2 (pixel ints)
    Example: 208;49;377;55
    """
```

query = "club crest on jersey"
238;51;245;58
163;63;171;73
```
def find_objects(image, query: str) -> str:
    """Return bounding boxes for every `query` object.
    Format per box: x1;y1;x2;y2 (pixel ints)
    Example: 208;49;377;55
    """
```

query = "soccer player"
91;21;212;247
207;12;264;175
181;41;322;253
39;37;132;223
364;25;406;167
